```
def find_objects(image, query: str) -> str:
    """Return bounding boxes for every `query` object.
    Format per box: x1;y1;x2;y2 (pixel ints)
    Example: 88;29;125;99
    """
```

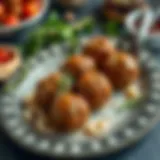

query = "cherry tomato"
0;3;4;17
23;1;39;19
3;15;19;26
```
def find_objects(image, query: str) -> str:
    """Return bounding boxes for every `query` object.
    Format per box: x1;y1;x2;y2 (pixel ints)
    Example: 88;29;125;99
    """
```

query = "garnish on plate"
124;83;141;99
103;0;145;23
83;120;110;137
22;12;95;58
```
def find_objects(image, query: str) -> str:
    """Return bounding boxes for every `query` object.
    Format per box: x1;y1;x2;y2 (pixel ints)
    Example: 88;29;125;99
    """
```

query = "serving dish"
0;37;160;158
0;0;49;36
0;44;21;81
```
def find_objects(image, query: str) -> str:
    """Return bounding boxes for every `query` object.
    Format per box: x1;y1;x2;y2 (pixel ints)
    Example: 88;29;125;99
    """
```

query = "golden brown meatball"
34;72;62;113
102;52;139;89
77;71;112;109
83;36;116;67
51;93;90;132
63;54;96;78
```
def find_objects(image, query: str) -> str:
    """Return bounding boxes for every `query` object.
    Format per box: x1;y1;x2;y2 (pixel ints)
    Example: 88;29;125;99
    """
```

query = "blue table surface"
0;122;160;160
0;0;160;159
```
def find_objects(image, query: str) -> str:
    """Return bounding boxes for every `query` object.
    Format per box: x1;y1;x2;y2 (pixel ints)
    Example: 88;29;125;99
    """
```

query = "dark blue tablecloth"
0;122;160;160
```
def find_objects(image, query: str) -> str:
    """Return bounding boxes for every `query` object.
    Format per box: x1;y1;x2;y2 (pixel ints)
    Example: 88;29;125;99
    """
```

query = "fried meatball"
102;52;139;89
77;71;112;109
83;36;116;67
64;54;96;78
51;93;90;132
34;72;62;113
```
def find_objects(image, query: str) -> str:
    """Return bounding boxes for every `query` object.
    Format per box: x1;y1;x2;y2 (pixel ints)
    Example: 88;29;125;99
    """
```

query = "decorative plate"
0;39;160;158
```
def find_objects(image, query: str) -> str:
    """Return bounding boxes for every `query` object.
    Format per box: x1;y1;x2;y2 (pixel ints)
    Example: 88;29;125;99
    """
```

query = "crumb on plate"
124;84;141;99
83;120;110;137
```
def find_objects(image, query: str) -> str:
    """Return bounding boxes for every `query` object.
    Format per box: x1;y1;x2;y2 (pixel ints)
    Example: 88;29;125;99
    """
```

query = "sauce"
0;45;21;81
0;48;14;64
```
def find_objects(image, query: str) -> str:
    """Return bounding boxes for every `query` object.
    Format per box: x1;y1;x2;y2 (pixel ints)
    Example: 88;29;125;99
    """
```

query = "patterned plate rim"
0;45;160;158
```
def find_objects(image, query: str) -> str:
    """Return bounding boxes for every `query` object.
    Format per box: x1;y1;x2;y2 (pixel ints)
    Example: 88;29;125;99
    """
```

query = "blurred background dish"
125;8;160;52
0;44;21;82
103;0;146;23
0;0;49;42
57;0;87;8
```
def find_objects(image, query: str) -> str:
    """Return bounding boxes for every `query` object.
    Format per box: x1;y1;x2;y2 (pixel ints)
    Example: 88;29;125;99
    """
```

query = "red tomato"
3;15;19;26
0;3;4;17
23;1;40;19
0;48;14;63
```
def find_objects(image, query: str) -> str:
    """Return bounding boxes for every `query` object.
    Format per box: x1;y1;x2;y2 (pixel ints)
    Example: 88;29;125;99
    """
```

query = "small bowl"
0;44;22;82
0;0;50;42
125;9;155;38
146;11;160;51
125;8;160;44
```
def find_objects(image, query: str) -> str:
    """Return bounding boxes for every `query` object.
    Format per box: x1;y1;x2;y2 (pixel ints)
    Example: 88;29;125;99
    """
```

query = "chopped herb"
118;97;143;111
56;73;75;95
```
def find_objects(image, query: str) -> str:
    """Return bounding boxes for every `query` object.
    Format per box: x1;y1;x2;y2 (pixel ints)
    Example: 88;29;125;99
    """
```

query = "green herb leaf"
104;21;120;36
57;73;75;95
22;12;94;57
45;12;59;27
118;97;143;111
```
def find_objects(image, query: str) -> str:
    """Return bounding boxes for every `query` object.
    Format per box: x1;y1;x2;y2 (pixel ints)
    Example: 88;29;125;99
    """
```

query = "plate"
0;39;160;158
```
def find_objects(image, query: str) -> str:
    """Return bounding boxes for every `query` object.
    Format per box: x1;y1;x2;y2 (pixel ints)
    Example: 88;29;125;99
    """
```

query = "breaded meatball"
34;72;62;113
51;93;90;132
83;36;116;66
77;71;112;109
102;52;139;89
64;54;96;78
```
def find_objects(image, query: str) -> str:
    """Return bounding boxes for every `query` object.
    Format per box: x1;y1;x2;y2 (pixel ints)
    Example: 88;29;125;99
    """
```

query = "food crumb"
35;115;53;134
83;120;110;137
23;94;35;107
23;109;32;122
124;84;141;99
